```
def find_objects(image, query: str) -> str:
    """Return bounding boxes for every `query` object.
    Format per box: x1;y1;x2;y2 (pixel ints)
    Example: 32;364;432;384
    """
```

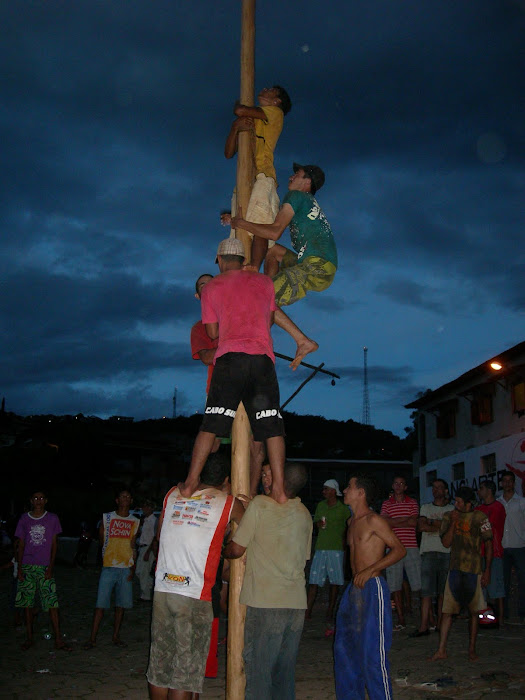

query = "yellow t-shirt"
102;511;139;568
254;105;283;181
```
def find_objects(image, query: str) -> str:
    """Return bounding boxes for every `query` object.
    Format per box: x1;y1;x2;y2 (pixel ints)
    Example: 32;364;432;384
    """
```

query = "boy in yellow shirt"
225;85;292;270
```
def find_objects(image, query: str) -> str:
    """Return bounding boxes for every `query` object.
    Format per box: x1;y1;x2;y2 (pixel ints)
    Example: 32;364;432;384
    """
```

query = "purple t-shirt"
15;511;62;566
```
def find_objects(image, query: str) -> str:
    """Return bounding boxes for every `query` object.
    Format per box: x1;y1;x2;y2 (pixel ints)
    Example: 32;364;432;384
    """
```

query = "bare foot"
428;650;447;661
290;338;319;370
269;485;288;504
21;640;33;651
468;650;478;662
178;481;197;498
55;641;72;651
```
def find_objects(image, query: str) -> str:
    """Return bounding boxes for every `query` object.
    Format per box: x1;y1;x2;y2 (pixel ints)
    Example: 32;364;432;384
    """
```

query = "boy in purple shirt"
15;491;70;650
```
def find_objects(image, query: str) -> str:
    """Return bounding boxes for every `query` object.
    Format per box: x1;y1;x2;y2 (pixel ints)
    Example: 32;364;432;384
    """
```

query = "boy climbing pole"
225;85;292;271
223;162;337;307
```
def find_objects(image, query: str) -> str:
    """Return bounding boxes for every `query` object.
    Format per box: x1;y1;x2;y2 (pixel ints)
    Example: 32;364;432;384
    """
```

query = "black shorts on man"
201;353;284;442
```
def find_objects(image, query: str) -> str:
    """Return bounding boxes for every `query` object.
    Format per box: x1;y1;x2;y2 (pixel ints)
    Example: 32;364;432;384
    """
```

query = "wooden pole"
226;2;255;699
234;0;255;264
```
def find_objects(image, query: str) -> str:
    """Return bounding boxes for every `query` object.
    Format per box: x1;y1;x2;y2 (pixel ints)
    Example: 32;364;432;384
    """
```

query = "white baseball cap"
323;479;342;496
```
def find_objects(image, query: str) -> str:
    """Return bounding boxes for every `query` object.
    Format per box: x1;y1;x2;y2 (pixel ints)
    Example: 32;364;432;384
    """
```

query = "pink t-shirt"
201;269;276;363
15;511;62;566
380;496;419;548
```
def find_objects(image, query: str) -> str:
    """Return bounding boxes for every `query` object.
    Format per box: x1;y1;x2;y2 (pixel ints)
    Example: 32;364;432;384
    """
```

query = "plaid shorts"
147;592;213;693
309;550;345;586
15;565;59;611
385;547;421;593
273;252;336;307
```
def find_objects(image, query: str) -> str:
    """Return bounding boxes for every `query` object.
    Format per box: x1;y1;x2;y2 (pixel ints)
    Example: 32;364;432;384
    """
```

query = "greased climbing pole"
226;2;255;699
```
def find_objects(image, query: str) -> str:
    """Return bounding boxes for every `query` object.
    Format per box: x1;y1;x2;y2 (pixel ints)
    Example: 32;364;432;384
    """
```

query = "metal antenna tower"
362;347;370;425
172;387;177;419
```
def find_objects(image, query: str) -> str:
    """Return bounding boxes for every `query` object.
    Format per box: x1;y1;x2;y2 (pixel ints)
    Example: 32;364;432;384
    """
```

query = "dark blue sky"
1;1;523;435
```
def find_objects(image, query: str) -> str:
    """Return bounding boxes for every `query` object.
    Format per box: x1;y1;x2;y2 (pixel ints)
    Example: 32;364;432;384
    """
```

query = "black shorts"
201;353;285;442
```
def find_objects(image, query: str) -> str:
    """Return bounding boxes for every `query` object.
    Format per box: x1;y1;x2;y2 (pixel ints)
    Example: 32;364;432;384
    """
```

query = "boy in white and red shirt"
85;488;139;649
380;475;421;629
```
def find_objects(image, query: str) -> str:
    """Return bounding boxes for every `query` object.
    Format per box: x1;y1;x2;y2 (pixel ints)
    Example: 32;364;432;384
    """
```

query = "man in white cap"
180;238;292;503
306;479;350;627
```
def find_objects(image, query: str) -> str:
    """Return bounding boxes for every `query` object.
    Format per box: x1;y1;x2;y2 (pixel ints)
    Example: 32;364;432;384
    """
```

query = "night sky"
1;1;523;436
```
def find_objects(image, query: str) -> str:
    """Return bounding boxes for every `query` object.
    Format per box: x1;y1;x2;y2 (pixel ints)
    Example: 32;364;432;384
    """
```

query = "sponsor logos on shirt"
109;519;133;539
162;573;191;586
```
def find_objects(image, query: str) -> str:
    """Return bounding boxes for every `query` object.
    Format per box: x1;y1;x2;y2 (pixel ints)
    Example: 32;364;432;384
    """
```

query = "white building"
406;341;525;503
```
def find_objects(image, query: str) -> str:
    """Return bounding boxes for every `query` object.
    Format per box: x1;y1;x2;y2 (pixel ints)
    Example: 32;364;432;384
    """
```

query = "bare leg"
429;612;452;660
306;584;318;619
266;436;287;504
436;594;444;629
22;607;34;649
181;431;218;495
148;683;168;700
251;236;268;272
468;611;479;661
249;439;265;497
113;606;125;644
48;608;70;649
273;309;318;370
393;590;405;626
418;596;431;632
328;585;340;621
87;608;104;645
264;242;286;277
496;598;504;624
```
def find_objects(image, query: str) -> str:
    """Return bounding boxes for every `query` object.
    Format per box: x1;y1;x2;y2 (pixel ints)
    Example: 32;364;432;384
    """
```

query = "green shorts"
147;591;213;693
15;565;59;611
273;251;336;307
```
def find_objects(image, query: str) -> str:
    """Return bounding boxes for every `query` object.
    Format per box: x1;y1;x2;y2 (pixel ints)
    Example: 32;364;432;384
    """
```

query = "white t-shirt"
419;502;454;554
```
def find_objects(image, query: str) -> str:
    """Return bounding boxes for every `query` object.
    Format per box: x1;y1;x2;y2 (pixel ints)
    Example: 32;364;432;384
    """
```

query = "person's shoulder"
261;104;283;121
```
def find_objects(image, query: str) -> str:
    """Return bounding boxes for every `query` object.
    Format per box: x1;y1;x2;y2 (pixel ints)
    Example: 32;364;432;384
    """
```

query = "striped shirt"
380;496;419;548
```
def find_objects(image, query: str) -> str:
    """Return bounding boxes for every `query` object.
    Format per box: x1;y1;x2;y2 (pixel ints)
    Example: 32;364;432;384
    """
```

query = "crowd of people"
2;465;524;699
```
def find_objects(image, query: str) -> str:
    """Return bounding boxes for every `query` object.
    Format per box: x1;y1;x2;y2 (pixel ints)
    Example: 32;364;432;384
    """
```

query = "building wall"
419;433;525;503
420;376;525;465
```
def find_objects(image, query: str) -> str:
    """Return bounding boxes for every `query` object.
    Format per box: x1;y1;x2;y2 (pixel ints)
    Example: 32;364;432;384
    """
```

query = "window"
436;400;457;439
512;381;525;415
470;385;494;426
426;470;437;486
480;453;496;475
452;462;465;481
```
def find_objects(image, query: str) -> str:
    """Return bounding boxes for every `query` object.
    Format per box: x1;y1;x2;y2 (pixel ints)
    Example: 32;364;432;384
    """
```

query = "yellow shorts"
273;251;336;307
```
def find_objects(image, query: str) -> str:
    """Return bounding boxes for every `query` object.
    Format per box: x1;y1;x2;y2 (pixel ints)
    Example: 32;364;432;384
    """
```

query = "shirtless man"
334;474;406;700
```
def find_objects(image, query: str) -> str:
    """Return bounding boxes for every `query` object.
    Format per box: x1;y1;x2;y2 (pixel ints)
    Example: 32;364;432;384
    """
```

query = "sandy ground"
1;564;524;699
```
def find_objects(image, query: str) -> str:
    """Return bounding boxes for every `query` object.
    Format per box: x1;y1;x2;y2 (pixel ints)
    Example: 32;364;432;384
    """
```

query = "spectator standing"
84;488;139;648
306;479;349;626
380;475;421;630
135;499;157;603
430;486;492;662
411;478;454;636
497;470;525;621
475;480;506;623
15;491;70;651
